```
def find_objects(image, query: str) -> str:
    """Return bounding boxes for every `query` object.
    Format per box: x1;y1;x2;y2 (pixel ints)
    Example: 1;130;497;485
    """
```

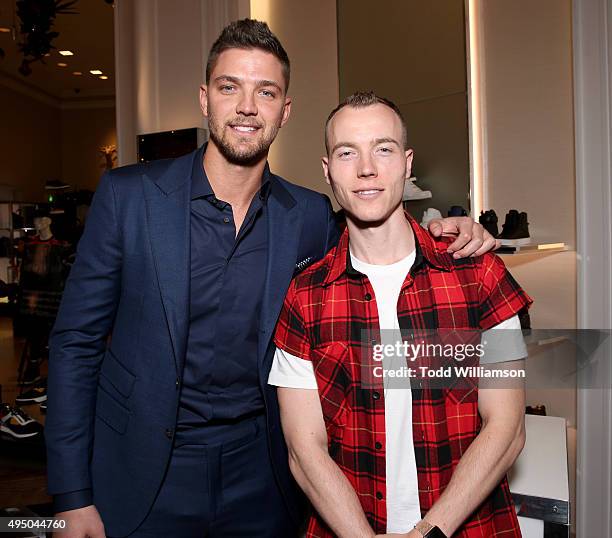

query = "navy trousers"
121;415;297;537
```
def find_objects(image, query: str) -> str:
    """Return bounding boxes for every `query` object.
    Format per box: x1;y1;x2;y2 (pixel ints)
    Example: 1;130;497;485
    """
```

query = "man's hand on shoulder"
56;505;105;538
428;216;500;258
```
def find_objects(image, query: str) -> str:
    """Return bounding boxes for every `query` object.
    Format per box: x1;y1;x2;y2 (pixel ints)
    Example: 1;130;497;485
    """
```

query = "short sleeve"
478;253;533;330
273;279;312;360
480;315;527;364
268;347;318;388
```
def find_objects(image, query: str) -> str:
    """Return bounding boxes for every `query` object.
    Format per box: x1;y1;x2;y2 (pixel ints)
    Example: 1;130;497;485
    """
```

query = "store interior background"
109;0;583;532
0;0;117;510
1;0;609;536
0;0;116;199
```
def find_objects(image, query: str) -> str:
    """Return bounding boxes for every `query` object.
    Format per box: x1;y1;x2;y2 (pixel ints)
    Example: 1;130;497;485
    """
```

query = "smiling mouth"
354;189;384;198
229;124;261;134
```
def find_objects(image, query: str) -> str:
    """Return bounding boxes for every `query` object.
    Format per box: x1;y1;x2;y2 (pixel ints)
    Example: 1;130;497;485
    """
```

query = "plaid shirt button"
375;441;383;449
376;491;384;500
372;391;380;400
364;293;372;301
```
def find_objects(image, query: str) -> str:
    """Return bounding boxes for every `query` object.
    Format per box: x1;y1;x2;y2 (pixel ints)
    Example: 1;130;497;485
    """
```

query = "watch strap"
414;520;448;538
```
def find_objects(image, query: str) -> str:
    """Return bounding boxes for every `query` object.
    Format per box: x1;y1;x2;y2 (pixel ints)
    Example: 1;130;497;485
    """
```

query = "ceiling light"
0;27;11;33
57;62;68;67
99;75;109;80
59;50;74;56
73;71;82;76
89;69;102;75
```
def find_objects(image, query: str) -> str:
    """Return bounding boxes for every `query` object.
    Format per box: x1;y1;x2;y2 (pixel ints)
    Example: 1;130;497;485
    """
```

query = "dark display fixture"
137;128;208;163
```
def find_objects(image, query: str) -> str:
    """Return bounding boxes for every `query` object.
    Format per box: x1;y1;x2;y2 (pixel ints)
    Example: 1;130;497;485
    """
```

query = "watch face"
424;526;447;538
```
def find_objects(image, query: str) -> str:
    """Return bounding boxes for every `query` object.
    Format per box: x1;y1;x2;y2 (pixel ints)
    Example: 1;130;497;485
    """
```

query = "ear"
322;156;330;185
405;149;414;179
199;84;209;118
280;96;292;128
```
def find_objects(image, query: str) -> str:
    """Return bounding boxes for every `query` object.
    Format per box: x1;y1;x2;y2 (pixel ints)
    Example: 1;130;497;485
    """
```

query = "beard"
207;108;282;166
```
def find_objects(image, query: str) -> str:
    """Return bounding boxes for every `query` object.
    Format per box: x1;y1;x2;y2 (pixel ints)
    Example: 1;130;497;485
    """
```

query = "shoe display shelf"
497;241;570;256
508;414;571;537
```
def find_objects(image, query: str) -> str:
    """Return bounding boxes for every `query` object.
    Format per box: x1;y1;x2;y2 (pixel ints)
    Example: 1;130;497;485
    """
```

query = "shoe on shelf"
498;210;531;245
402;177;432;201
39;400;47;413
448;205;468;217
479;209;499;237
0;403;43;440
420;208;443;229
15;379;47;405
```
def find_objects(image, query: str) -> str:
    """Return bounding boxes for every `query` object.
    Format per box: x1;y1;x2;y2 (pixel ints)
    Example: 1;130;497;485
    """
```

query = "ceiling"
0;0;115;100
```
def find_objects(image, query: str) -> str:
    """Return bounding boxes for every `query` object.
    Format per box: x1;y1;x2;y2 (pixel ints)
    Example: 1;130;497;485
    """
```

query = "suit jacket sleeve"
45;171;123;499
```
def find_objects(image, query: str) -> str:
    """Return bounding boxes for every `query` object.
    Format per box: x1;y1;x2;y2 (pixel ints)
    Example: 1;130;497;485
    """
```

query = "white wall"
114;0;248;165
573;0;612;535
482;0;576;247
250;0;338;199
115;0;337;192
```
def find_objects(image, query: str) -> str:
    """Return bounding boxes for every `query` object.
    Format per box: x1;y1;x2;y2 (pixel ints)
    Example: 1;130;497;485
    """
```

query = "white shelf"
497;241;570;256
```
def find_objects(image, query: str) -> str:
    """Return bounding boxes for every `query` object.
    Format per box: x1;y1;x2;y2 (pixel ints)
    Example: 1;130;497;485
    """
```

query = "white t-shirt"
268;250;527;533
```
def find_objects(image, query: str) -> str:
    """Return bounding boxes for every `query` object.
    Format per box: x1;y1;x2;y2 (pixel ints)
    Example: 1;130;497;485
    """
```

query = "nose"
358;153;377;179
236;91;258;116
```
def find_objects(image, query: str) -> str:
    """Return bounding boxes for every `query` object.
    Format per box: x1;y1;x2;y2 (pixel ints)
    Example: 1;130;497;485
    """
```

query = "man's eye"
338;150;353;158
260;89;275;98
378;146;393;153
220;85;235;92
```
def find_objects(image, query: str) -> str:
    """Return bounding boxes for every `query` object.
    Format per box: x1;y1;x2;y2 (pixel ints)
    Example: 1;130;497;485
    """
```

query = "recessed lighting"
59;50;74;56
89;69;103;75
57;62;68;67
99;75;109;80
44;53;51;57
0;27;11;33
73;71;82;76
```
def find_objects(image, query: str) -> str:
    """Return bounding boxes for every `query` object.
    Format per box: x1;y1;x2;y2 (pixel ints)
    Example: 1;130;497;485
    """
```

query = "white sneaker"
402;177;432;201
420;208;442;228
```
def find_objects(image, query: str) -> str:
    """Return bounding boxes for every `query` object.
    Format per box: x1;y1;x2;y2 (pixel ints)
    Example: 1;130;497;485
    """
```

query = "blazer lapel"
259;177;302;375
143;152;194;376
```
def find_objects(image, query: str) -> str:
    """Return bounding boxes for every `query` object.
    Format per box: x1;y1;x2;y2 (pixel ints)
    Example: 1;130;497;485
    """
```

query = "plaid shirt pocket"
312;342;351;441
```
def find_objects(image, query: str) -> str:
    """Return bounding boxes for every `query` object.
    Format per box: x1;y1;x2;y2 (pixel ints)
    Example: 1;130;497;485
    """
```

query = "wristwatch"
414;519;448;538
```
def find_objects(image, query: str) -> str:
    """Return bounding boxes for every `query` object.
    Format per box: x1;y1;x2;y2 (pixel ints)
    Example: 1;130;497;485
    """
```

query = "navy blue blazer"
45;149;340;537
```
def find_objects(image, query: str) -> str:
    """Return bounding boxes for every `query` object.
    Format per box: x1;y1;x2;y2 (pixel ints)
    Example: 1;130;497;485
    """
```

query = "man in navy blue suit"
46;19;496;538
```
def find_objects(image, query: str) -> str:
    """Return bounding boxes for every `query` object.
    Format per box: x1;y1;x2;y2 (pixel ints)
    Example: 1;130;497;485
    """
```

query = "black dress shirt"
177;145;270;430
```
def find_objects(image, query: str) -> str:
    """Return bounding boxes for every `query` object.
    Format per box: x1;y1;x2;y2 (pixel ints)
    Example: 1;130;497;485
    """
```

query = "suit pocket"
99;348;136;399
95;384;130;434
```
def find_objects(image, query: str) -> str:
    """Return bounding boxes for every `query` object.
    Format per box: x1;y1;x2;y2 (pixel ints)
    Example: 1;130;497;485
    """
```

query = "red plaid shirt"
274;213;532;537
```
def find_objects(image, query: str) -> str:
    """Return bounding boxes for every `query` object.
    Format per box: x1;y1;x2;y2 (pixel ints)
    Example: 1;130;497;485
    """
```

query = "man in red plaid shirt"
270;91;532;537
